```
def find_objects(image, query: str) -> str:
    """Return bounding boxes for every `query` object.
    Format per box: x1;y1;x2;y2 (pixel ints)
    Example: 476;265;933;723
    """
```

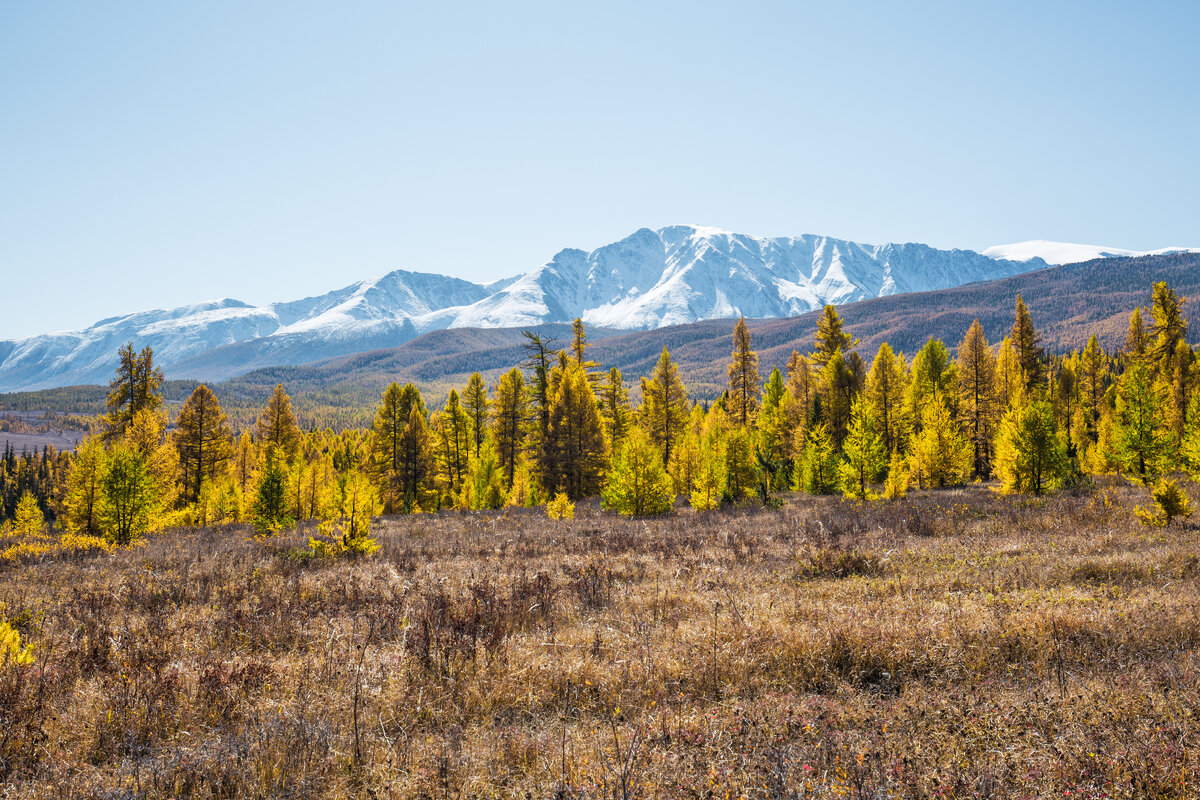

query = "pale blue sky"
2;1;1197;339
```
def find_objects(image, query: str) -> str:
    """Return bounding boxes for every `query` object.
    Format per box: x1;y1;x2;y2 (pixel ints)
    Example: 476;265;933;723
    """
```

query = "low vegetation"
1;483;1199;797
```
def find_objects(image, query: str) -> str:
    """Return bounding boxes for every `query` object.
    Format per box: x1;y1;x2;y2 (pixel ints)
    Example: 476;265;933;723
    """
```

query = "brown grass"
2;480;1199;798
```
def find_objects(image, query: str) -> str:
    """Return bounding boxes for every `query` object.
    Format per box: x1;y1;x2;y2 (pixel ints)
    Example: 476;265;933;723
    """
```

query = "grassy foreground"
1;482;1199;799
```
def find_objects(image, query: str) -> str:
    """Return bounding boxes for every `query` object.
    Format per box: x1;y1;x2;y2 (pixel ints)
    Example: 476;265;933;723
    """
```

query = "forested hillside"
2;251;1197;434
2;270;1198;540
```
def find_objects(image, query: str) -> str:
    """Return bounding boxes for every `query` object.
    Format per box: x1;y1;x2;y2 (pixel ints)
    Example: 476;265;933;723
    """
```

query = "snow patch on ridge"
983;240;1200;265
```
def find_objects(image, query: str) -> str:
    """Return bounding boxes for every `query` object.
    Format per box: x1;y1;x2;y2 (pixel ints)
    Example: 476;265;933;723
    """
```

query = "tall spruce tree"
598;367;632;451
1125;307;1148;361
491;368;528;490
865;342;908;454
639;347;689;467
957;320;998;479
463;373;490;459
602;428;674;516
545;359;607;499
784;351;817;459
434;390;471;501
104;343;164;440
61;436;105;536
521;330;556;438
1011;296;1045;393
174;384;233;505
994;399;1069;496
256;384;301;462
727;318;761;427
812;305;857;368
1078;335;1108;442
1110;360;1172;481
839;394;887;500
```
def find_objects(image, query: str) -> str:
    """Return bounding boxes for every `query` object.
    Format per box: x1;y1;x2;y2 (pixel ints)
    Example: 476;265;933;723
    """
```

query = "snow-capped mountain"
982;240;1200;265
0;224;1073;391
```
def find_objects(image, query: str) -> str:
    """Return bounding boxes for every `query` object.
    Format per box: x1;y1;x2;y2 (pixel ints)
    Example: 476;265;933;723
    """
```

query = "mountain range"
1;224;1194;392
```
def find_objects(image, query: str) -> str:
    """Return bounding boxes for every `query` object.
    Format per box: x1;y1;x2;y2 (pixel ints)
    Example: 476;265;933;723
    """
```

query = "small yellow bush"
0;618;33;666
1135;478;1193;527
546;492;574;520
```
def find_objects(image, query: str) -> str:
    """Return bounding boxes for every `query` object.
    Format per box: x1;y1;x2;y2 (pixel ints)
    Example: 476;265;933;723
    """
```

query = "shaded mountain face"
0;224;1066;391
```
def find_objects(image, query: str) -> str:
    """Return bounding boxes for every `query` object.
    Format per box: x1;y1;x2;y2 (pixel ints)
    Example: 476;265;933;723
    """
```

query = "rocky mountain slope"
5;224;1172;391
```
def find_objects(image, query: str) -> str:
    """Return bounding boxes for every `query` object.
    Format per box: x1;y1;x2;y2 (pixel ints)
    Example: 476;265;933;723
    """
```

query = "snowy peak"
5;224;1181;392
982;240;1200;265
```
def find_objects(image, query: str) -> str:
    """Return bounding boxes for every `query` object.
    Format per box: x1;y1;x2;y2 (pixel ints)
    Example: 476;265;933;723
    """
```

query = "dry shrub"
0;482;1197;797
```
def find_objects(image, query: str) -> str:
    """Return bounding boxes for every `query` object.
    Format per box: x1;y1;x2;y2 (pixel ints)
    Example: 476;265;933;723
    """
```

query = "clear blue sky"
2;1;1197;339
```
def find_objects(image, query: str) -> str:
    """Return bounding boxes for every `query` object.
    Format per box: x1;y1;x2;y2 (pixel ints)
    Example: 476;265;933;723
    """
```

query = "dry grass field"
2;480;1199;799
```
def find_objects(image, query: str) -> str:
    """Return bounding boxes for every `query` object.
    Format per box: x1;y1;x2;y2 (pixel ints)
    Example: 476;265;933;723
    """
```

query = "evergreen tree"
99;442;155;545
722;426;760;501
784;351;816;463
1150;281;1187;365
727;318;761;426
820;348;858;444
232;431;255;498
839;395;887;500
994;399;1069;495
756;368;790;471
598;367;632;451
690;443;726;511
1078;335;1108;442
435;389;471;501
1182;390;1200;480
1125;307;1148;361
812;305;857;368
957;320;998;478
865;342;908;455
491;368;528;490
251;447;291;533
639;347;689;467
367;382;430;511
797;422;840;495
521;330;557;444
256;384;301;462
397;404;435;511
463;372;490;459
995;336;1022;411
174;384;233;505
12;492;43;538
569;317;601;382
908;400;972;489
602;428;674;516
908;338;957;426
1110;360;1172;481
61;436;105;536
104;343;164;439
544;359;608;500
1011;295;1045;393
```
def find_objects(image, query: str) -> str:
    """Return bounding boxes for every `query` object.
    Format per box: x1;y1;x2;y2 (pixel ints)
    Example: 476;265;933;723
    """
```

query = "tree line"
3;281;1199;551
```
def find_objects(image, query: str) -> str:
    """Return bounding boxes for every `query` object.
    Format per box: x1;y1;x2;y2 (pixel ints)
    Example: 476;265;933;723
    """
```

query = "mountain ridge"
3;224;1183;392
